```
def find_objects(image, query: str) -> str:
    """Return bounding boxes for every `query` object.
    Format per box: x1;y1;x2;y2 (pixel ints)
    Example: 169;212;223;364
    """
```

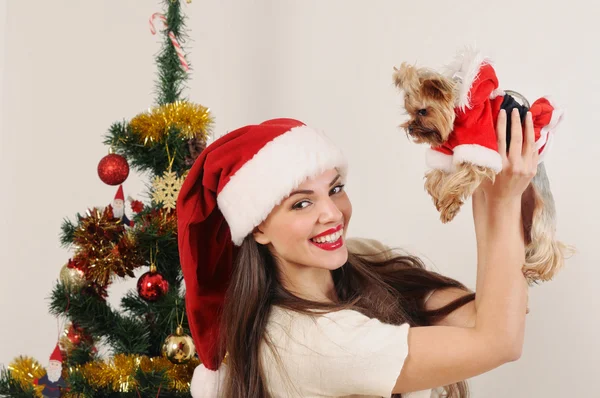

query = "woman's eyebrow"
288;174;341;197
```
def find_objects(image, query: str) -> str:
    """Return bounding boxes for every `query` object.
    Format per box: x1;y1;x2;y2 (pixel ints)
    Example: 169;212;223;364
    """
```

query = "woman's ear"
252;225;270;245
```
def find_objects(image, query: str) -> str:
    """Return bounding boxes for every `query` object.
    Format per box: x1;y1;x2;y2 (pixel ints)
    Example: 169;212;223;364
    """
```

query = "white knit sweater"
260;237;440;398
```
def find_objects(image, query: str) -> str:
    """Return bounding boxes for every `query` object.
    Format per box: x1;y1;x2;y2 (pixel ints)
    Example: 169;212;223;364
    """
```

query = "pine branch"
155;0;191;106
49;283;151;355
103;123;191;176
63;369;102;398
64;343;98;367
132;215;182;286
60;216;79;247
120;288;189;357
0;368;37;398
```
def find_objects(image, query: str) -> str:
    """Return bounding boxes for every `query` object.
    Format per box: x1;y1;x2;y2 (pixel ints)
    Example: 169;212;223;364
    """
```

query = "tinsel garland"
136;207;178;236
78;354;199;392
129;101;212;145
7;357;45;397
7;354;198;395
72;207;145;286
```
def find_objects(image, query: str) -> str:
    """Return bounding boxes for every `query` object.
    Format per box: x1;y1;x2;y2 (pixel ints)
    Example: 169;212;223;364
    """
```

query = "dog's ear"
393;62;420;94
422;78;455;102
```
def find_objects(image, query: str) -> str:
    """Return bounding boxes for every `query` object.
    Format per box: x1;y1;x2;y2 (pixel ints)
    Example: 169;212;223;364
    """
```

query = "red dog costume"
425;49;564;173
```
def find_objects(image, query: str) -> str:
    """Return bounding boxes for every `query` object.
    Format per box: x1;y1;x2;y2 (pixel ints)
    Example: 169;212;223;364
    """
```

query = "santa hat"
49;344;63;363
114;185;125;201
176;118;347;397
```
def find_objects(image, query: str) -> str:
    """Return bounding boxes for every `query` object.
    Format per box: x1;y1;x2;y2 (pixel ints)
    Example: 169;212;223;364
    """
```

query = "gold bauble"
161;325;196;364
59;263;86;290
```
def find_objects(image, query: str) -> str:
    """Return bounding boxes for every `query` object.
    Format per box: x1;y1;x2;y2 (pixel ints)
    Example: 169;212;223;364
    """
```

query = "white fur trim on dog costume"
535;96;564;164
426;148;455;172
490;88;505;99
453;144;503;173
217;125;348;246
191;363;228;398
443;46;493;112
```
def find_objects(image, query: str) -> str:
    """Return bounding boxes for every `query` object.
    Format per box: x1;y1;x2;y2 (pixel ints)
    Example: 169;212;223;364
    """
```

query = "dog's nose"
408;125;414;133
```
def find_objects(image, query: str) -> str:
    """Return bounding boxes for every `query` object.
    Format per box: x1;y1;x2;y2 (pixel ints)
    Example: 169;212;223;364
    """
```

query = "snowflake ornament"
151;170;187;211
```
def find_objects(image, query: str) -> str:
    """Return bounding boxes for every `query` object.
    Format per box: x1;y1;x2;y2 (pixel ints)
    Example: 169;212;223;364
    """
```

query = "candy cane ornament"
149;12;190;72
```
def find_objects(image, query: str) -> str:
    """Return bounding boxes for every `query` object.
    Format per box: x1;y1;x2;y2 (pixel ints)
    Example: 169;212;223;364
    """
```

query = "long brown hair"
221;236;475;397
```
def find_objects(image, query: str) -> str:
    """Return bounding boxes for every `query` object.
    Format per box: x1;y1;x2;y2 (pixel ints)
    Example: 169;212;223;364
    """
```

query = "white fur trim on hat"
191;363;228;398
426;148;455;173
443;46;493;112
453;144;503;173
217;125;348;246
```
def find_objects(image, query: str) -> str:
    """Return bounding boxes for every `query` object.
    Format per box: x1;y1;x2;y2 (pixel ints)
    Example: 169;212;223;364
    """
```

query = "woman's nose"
318;197;343;224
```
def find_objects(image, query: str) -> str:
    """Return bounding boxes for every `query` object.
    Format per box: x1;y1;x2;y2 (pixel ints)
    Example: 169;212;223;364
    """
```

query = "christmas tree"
0;1;211;396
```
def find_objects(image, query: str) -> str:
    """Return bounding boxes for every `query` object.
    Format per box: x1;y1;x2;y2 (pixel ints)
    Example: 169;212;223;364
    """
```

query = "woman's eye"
330;184;345;195
291;185;345;210
292;200;311;210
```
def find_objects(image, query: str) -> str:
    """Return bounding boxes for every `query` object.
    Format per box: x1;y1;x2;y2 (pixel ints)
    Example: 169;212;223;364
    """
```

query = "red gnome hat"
114;185;125;201
176;118;348;397
49;344;63;363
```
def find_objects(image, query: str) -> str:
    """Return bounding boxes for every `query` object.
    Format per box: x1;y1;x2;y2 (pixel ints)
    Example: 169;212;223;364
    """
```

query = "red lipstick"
312;224;343;239
309;224;344;251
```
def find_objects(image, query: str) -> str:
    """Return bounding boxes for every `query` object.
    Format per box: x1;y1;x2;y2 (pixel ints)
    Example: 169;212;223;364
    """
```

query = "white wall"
1;1;597;397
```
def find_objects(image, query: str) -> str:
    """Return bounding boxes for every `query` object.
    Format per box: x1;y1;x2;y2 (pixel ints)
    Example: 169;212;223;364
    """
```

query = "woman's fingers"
522;111;535;157
508;108;523;163
520;111;539;175
496;109;507;161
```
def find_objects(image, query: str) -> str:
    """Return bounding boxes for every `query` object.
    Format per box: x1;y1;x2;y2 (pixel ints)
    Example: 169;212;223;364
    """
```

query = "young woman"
177;109;536;397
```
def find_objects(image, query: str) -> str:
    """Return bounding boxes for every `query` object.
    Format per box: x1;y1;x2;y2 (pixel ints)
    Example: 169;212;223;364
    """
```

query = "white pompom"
190;363;228;398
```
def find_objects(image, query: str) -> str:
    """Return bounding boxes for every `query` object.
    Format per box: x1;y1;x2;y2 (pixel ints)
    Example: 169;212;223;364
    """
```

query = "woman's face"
253;168;352;273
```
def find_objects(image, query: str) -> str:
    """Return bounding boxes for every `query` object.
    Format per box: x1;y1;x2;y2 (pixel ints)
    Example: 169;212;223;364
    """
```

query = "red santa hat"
176;118;348;397
114;185;125;201
49;344;63;363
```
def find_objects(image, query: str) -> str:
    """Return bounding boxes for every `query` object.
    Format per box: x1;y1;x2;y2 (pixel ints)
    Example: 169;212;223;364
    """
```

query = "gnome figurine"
112;185;134;227
35;344;67;398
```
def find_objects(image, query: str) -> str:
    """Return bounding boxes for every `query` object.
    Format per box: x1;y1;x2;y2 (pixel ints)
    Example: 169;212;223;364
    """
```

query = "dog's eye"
418;109;427;116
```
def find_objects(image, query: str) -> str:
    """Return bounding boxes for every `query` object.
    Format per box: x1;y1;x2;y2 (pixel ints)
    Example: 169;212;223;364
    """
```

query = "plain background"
1;1;598;396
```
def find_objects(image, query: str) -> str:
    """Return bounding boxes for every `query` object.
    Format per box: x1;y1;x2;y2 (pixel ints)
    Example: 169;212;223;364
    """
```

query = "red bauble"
137;268;169;301
98;154;129;186
67;323;93;346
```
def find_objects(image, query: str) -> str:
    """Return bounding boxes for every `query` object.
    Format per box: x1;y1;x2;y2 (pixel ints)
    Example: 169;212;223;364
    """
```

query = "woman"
177;109;536;397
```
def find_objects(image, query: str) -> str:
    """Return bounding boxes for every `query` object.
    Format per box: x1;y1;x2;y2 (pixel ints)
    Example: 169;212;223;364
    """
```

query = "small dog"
393;47;572;284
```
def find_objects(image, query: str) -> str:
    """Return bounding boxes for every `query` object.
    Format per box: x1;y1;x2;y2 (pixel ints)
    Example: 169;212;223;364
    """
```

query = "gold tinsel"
73;208;144;286
78;354;199;392
7;356;45;397
10;354;202;395
129;101;213;145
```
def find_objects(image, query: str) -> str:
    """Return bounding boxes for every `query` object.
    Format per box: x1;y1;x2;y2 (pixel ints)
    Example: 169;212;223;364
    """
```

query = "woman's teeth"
311;230;343;243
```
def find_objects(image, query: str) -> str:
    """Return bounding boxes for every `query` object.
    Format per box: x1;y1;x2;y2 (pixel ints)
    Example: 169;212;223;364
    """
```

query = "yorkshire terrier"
392;47;572;284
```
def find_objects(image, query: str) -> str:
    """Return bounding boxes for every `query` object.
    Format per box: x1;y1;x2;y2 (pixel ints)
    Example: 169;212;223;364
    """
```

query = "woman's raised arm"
392;109;535;393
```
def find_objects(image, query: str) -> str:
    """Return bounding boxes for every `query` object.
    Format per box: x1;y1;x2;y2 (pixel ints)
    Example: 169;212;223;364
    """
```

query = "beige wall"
1;1;597;396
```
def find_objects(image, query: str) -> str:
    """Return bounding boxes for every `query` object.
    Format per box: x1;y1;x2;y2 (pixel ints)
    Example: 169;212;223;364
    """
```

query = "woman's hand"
478;108;538;203
471;107;534;315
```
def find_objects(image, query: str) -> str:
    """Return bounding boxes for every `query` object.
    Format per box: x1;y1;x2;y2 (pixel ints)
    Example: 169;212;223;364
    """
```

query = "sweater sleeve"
308;309;410;397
